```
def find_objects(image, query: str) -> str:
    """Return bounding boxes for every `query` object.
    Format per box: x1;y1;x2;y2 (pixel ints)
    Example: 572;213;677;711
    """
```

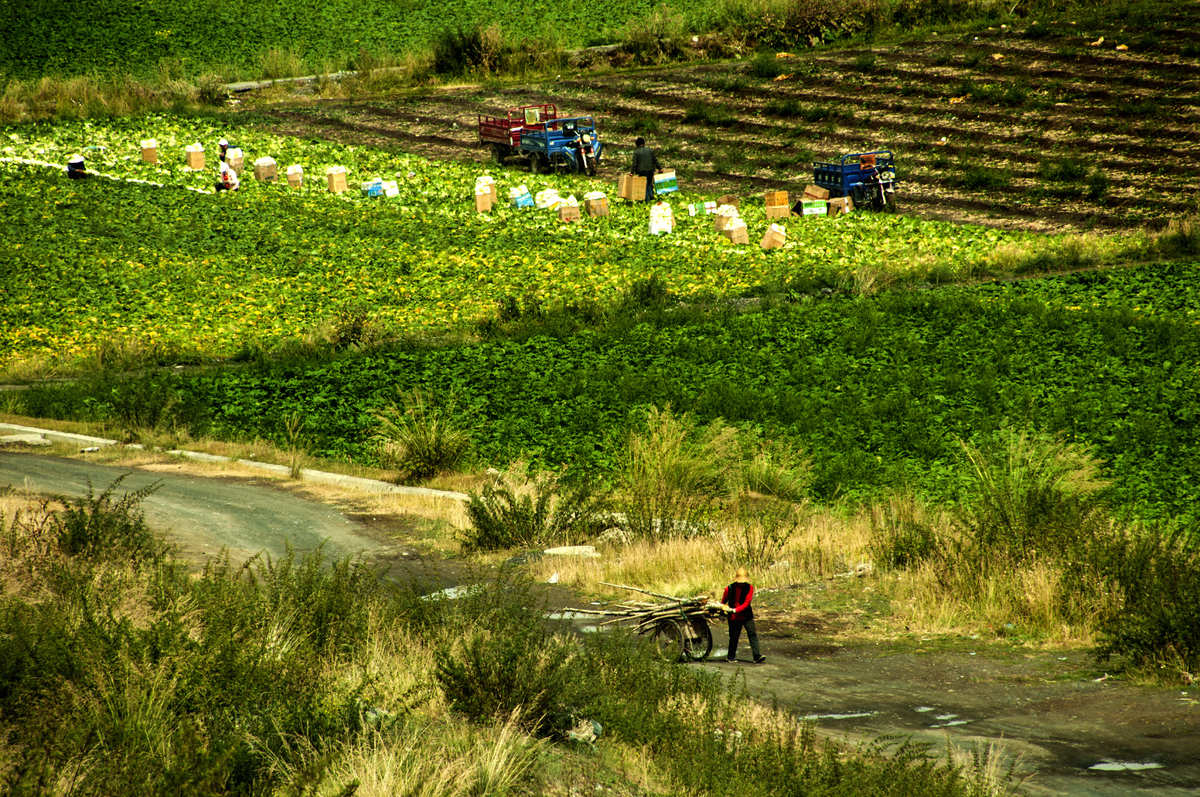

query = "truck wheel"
529;153;543;174
491;144;506;164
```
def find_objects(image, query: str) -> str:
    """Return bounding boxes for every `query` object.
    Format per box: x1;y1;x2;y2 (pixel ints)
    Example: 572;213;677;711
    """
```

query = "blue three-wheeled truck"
812;150;898;211
478;103;603;175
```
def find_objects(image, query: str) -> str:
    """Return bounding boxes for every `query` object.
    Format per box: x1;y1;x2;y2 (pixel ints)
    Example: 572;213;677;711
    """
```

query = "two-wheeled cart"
570;582;730;662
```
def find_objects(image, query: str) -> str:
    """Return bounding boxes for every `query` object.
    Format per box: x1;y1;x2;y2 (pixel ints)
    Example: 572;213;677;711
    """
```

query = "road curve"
0;451;381;564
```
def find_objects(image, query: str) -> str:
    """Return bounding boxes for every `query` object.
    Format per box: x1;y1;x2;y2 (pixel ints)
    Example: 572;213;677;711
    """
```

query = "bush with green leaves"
619;406;739;540
949;428;1107;574
868;492;940;570
462;470;604;551
375;389;473;481
1095;522;1200;674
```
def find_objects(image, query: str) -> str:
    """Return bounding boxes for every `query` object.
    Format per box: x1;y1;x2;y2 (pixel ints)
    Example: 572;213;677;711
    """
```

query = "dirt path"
2;450;1196;794
698;635;1200;795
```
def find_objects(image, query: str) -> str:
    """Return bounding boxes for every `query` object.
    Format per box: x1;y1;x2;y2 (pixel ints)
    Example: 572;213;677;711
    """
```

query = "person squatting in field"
215;138;239;193
723;568;765;664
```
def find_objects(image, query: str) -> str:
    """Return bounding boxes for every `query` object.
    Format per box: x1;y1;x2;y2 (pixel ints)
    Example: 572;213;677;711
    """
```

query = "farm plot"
253;19;1200;232
28;262;1200;521
0;114;1043;371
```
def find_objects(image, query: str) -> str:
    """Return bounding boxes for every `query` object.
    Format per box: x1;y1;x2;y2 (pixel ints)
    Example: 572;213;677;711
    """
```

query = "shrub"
435;601;577;737
622;4;688;64
55;477;162;563
720;498;800;570
1095;522;1200;673
741;441;811;501
749;49;791;78
619;406;738;540
462;471;604;552
374;389;472;480
431;25;506;75
869;492;940;570
1156;215;1200;258
948;428;1107;576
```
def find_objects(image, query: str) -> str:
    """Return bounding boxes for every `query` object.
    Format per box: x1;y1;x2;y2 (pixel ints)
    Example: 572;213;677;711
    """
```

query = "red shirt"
722;581;754;621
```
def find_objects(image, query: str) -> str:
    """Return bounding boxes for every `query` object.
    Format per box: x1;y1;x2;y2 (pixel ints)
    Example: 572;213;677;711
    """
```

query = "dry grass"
527;506;873;598
882;560;1098;645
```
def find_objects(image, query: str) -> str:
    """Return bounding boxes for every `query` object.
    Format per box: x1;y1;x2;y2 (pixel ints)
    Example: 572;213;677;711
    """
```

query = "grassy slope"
0;0;666;80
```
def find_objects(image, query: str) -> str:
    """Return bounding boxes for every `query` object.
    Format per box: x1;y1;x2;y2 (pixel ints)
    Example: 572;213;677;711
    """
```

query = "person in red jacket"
722;568;765;663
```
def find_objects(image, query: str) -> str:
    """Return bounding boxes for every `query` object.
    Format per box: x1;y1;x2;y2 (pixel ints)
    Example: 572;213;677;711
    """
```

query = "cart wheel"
552;153;576;174
684;616;713;661
653;620;685;662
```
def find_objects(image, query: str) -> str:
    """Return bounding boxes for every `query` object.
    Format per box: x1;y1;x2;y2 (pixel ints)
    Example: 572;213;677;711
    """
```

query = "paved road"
0;451;380;564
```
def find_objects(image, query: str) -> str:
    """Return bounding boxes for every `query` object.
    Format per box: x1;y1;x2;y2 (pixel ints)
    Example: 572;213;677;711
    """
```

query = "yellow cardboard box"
760;223;787;250
326;166;348;193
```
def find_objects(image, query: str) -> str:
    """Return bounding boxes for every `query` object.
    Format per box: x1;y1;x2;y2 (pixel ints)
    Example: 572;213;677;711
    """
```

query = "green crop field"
0;0;668;81
4;115;1197;523
0;114;1055;371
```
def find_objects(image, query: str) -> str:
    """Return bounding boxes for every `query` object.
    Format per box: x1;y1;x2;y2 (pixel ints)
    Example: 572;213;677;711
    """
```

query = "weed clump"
375;389;473;481
462;469;604;551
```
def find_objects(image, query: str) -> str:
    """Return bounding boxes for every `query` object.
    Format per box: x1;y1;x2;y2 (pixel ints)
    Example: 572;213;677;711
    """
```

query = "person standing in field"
630;136;661;202
723;567;765;663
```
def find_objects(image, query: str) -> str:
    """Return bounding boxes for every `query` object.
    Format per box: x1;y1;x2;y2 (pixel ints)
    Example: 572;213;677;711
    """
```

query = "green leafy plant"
375;389;472;481
462;470;604;551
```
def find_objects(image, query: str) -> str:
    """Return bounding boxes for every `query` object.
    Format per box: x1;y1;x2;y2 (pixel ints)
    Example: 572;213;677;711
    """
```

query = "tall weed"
375;389;472;481
619;406;738;540
462;470;604;551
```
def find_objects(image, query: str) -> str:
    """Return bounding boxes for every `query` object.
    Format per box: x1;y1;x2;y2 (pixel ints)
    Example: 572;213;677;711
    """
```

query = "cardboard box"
800;199;827;216
618;173;648;201
713;205;740;231
286;164;303;188
764;190;789;206
224;147;244;173
475;190;493;212
722;224;749;245
653;169;679;194
649;202;674;235
140;139;157;163
765;204;791;220
184;143;204;171
827;195;854;217
760;223;787;250
383;180;399;198
253;156;277;182
475;176;498;206
327;166;348;193
559;205;581;222
361;179;383;197
510;184;534;208
717;193;740;207
585;197;609;217
802;184;830;200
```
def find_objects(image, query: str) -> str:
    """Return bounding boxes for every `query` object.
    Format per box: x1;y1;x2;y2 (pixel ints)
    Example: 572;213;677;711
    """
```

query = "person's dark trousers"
727;618;761;661
637;170;656;202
